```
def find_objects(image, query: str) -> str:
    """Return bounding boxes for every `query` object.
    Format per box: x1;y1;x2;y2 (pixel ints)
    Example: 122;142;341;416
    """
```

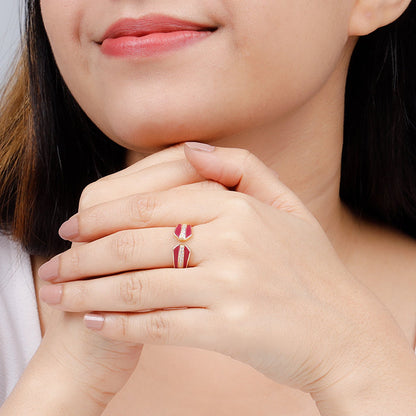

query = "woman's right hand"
1;143;227;416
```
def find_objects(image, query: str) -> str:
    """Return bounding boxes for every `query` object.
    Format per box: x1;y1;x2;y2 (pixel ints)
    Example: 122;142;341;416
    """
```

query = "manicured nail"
38;256;60;281
39;285;63;305
59;216;79;240
84;314;105;330
185;142;216;152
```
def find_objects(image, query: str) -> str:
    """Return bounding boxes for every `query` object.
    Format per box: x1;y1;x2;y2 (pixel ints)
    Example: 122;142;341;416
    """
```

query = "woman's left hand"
38;143;414;398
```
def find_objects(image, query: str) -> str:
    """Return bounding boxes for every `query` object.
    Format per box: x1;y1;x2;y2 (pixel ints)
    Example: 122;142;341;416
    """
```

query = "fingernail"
84;314;105;330
39;285;63;305
38;256;60;281
185;142;216;152
59;216;79;240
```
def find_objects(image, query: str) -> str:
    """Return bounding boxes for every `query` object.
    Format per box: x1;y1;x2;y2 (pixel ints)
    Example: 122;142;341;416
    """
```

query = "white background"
0;0;23;87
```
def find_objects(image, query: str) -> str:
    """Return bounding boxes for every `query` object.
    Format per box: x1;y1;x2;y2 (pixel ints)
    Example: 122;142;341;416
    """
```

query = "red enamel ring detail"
173;224;192;268
174;224;192;242
173;244;191;268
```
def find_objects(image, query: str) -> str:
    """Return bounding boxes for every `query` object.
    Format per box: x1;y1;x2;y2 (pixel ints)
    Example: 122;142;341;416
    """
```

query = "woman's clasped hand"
38;142;412;403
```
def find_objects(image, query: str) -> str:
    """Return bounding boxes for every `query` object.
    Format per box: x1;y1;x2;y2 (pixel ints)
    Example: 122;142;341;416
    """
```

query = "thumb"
184;142;315;222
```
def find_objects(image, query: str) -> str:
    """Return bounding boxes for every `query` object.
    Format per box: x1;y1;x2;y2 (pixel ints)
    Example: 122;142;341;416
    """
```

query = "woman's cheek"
39;0;355;152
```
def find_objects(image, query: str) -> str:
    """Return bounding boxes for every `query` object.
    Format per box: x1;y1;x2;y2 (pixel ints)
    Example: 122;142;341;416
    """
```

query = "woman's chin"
100;123;197;154
90;106;222;154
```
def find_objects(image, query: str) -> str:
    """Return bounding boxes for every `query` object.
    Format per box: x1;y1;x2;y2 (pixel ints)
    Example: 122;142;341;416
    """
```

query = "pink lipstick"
100;14;217;58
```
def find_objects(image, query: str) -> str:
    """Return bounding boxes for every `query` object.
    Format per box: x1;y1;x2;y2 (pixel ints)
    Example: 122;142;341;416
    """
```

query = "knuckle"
218;226;249;256
78;184;96;211
224;196;255;217
79;206;104;232
216;262;247;287
115;314;130;338
118;273;144;307
78;178;110;211
66;282;87;311
129;194;158;226
66;248;82;276
219;228;243;244
214;263;255;306
145;313;171;343
78;182;107;211
111;231;141;263
224;300;251;326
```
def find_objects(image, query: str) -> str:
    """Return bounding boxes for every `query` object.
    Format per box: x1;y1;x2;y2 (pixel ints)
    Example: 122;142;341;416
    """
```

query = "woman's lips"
100;14;217;58
101;31;214;58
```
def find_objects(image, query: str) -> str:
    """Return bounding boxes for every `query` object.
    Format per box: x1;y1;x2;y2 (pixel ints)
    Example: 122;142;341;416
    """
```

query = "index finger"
79;158;206;210
100;143;187;181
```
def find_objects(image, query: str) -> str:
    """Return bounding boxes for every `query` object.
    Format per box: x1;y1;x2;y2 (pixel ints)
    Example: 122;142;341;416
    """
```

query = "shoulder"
347;220;416;350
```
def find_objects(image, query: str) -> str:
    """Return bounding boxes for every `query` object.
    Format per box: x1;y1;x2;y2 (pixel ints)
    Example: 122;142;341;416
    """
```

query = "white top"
0;232;415;407
0;233;41;405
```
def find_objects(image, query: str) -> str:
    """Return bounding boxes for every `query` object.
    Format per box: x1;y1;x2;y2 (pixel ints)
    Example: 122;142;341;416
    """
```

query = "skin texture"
39;144;416;387
40;0;353;151
2;1;415;415
34;144;416;416
39;0;361;256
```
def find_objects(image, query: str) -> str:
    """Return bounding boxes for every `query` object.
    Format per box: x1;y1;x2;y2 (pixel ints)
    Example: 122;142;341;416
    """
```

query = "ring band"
173;224;192;268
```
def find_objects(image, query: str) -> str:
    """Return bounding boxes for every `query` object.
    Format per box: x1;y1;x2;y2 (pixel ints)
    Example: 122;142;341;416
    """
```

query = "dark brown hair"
0;0;415;257
0;0;125;257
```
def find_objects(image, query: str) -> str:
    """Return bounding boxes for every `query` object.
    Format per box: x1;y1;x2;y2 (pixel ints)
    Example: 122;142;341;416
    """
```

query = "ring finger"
38;225;210;283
